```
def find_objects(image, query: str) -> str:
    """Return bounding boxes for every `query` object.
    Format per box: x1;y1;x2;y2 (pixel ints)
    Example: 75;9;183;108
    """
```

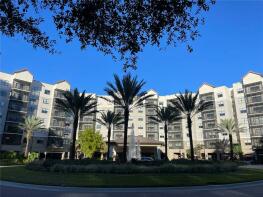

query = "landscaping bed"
25;159;239;174
1;166;263;187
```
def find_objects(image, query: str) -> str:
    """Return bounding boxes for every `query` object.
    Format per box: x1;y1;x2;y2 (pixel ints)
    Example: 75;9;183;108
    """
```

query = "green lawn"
1;166;263;187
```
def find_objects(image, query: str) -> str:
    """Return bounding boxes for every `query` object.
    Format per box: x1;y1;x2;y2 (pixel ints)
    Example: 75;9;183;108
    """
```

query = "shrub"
0;151;26;165
0;151;18;159
25;152;39;163
28;161;238;174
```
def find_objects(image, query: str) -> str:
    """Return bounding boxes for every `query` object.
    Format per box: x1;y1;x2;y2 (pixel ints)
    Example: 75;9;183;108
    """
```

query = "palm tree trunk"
70;115;79;160
229;134;234;160
164;123;168;160
123;108;129;163
107;126;111;160
24;139;30;158
24;132;30;158
187;115;194;161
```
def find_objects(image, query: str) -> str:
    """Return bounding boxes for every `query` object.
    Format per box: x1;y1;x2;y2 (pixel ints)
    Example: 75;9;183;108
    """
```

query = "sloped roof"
199;82;215;88
55;80;69;84
243;71;263;79
13;68;33;76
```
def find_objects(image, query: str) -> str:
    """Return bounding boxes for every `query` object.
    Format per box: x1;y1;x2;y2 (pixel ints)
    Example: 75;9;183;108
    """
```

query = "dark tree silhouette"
149;106;181;160
1;0;215;69
171;90;213;161
104;74;153;162
96;110;123;160
56;88;97;160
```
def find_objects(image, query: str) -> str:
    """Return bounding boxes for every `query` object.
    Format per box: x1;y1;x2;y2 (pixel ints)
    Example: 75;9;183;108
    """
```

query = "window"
147;134;156;140
219;112;225;116
240;109;247;113
247;95;263;103
248;85;261;93
217;93;223;98
138;126;143;129
43;98;49;104
159;127;163;129
218;101;224;107
252;127;263;136
249;106;263;114
138;118;143;121
237;89;244;94
42;108;48;113
160;135;164;138
44;89;50;95
96;125;101;129
199;125;203;128
37;140;44;144
159;102;164;105
250;116;263;126
115;134;123;139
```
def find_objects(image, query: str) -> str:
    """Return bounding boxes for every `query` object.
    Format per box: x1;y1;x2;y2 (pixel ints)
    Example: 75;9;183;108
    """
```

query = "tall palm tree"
217;118;242;160
104;74;153;162
56;88;97;160
20;116;43;157
149;106;180;160
97;111;123;160
171;90;213;161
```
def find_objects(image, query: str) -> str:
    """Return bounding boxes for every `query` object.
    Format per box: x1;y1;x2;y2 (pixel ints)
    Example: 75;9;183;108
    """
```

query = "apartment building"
0;69;71;156
0;69;262;160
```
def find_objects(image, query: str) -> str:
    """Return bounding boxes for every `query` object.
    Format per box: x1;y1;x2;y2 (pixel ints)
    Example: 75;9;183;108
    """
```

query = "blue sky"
1;1;263;95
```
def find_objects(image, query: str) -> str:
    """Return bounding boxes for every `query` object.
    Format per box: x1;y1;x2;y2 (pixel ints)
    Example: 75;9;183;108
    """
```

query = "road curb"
1;180;263;193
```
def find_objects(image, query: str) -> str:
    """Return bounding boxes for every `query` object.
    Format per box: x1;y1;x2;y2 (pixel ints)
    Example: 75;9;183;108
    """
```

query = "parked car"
140;156;154;161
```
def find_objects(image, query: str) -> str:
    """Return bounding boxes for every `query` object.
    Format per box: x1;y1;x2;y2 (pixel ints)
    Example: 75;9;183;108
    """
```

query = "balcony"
6;116;25;123
8;105;27;113
52;112;68;118
245;85;263;95
10;95;29;102
12;86;30;92
51;123;65;128
247;96;263;105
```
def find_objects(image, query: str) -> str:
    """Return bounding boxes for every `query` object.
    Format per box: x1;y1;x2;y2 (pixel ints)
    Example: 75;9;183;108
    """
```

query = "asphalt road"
1;180;263;197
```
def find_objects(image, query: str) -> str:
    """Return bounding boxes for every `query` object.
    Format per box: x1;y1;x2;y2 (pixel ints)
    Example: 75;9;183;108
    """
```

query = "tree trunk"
24;140;29;158
70;115;79;160
123;108;129;163
187;115;194;161
107;126;111;160
164;123;168;160
24;132;30;158
229;134;234;160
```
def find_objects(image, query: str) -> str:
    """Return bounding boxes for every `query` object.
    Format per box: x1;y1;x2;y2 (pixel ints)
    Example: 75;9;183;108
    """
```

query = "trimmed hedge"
0;151;39;166
26;160;239;174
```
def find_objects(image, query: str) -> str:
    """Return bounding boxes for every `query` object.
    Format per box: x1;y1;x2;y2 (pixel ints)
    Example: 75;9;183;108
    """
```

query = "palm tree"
104;74;153;162
149;106;180;160
97;111;123;160
56;88;97;160
20;116;43;158
214;139;230;160
217;118;242;160
171;90;213;161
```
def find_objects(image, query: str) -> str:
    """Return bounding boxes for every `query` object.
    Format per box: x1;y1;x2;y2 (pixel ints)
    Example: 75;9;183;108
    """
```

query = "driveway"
1;180;263;197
